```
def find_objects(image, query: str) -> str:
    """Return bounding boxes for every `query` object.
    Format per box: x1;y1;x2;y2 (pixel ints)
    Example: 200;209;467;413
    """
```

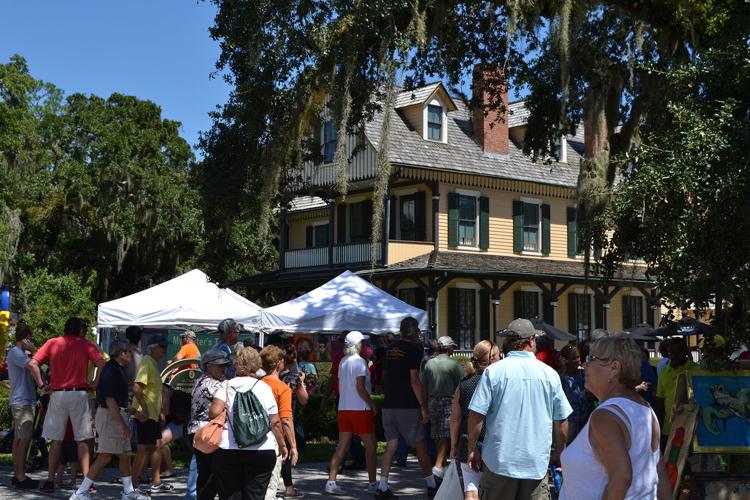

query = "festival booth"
97;269;263;387
260;270;428;361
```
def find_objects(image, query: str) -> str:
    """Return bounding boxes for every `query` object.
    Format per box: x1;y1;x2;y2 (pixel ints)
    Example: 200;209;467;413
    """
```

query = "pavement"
0;458;430;499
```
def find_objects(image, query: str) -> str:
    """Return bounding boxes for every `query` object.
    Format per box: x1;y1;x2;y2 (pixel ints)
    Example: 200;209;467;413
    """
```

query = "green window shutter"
362;199;373;239
513;200;524;253
448;288;458;339
415;191;426;241
479;196;490;250
305;226;313;248
567;207;578;257
448;193;459;247
541;203;551;255
513;290;523;320
479;290;490;340
337;204;347;244
568;293;577;336
388;196;397;240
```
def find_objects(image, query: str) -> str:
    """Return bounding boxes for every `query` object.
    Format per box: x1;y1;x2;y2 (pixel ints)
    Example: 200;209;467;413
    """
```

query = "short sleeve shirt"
32;334;103;389
133;355;162;420
383;340;421;409
338;353;371;411
6;346;36;406
469;351;572;480
420;355;465;399
215;377;278;450
176;343;201;370
214;341;235;379
96;360;128;408
656;360;699;435
263;375;293;419
188;374;223;434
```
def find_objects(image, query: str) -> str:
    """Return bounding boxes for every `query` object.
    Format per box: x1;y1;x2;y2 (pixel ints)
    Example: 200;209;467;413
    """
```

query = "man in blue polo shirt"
467;318;572;500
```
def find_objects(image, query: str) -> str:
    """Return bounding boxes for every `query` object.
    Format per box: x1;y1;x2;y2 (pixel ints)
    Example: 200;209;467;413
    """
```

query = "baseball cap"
182;330;197;339
147;334;169;348
202;349;232;367
437;336;457;348
345;331;369;347
498;318;545;338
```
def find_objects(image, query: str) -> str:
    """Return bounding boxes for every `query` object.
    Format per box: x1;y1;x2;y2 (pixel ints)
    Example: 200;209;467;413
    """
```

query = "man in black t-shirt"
374;317;437;499
70;340;149;500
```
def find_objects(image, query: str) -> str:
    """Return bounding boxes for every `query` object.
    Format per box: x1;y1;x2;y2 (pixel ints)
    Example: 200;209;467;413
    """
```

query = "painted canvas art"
690;373;750;453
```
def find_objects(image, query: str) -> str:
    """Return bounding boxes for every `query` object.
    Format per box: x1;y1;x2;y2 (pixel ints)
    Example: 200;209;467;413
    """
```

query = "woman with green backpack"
208;347;288;499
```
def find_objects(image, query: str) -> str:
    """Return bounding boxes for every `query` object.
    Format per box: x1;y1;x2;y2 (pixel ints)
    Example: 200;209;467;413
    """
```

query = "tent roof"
97;269;262;328
260;270;428;333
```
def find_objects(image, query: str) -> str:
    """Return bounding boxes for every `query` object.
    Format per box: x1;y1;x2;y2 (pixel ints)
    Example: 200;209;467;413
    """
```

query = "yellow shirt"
133;355;162;421
656;359;699;435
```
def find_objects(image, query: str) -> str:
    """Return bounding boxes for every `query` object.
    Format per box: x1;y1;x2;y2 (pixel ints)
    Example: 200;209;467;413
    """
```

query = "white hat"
437;336;457;348
345;331;368;347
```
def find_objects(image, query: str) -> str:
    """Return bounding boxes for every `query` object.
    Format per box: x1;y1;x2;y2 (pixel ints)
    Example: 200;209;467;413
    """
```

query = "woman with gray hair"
324;331;378;495
186;349;232;500
559;335;671;500
209;346;287;499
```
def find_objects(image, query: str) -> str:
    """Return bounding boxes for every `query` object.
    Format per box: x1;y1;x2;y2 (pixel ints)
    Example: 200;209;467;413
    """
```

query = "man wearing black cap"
131;334;171;493
466;319;571;500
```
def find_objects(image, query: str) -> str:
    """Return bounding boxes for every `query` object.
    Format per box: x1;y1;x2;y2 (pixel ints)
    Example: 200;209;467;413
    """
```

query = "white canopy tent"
260;270;429;333
97;269;262;328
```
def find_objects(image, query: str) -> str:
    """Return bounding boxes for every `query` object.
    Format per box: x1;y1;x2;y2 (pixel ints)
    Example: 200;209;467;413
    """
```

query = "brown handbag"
193;384;227;454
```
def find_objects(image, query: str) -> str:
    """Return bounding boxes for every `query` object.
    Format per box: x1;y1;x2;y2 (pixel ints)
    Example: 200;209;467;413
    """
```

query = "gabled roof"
394;82;458;112
364;91;584;189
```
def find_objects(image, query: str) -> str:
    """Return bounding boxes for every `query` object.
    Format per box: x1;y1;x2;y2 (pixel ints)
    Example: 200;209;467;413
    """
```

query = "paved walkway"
0;458;429;499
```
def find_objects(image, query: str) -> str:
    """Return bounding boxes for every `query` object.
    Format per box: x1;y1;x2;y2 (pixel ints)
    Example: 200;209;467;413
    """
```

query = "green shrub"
0;394;10;430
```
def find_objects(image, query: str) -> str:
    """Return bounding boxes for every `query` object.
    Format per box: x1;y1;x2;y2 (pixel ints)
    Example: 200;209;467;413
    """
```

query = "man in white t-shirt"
325;331;378;495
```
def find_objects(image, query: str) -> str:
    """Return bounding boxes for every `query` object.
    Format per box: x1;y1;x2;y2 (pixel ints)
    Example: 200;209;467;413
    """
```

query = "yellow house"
237;67;656;348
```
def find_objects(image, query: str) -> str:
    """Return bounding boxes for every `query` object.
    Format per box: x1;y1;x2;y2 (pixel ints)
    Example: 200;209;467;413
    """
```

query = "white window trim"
423;98;448;143
455;189;481;249
520;197;543;255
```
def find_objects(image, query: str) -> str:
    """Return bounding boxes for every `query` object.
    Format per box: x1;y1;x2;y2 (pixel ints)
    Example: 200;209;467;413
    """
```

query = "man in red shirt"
27;317;105;494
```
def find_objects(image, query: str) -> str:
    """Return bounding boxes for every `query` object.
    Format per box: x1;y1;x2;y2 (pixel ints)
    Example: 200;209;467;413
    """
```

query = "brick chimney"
472;64;509;155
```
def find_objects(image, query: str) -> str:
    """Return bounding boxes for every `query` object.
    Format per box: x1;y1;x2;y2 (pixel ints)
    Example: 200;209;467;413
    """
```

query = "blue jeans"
185;455;197;500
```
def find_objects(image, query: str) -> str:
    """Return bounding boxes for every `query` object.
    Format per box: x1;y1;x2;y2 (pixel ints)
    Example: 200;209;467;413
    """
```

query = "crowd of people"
2;312;710;500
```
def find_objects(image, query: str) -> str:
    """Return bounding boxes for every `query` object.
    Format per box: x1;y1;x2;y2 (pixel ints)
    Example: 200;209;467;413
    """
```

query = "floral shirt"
561;369;592;426
188;374;223;435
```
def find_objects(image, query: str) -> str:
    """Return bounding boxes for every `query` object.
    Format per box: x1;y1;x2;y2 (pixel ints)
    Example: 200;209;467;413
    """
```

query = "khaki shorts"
42;390;94;441
94;407;131;455
12;405;35;440
479;468;550;500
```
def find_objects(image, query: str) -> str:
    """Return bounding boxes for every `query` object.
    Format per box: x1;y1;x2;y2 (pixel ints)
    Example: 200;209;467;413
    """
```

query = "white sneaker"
69;492;92;500
432;466;445;479
149;482;174;493
122;490;151;500
324;482;344;495
367;482;379;494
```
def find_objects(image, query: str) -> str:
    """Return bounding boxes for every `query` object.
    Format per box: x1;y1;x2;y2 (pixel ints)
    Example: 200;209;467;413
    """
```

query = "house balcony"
283;240;434;270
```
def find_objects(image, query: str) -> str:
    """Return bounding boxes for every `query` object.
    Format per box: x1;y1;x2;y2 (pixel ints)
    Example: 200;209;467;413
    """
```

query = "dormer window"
427;104;443;141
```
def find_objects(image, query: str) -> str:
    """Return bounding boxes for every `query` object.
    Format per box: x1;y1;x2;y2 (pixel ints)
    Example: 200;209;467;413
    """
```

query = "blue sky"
0;0;231;156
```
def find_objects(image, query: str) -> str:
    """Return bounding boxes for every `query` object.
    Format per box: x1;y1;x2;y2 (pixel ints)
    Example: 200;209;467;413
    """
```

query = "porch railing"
284;241;382;269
